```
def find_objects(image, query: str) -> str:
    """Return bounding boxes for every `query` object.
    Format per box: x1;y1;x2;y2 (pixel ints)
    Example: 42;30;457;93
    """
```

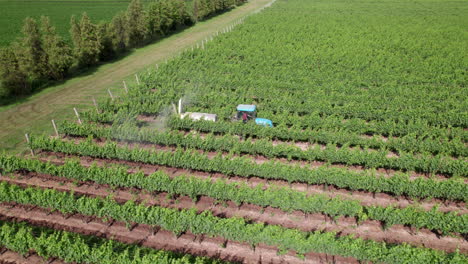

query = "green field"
0;0;135;46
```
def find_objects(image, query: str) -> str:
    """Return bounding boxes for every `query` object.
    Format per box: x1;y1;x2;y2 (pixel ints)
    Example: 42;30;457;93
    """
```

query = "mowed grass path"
0;0;272;153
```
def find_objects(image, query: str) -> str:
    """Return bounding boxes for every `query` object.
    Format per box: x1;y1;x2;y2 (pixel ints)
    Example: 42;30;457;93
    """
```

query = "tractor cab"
236;104;257;121
235;104;274;127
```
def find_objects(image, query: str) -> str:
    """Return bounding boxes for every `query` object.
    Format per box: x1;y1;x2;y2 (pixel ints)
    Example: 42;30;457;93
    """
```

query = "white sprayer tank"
181;112;217;122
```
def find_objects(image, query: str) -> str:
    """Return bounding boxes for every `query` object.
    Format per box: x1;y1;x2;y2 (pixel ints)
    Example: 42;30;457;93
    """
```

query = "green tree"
97;22;116;61
159;0;174;34
147;2;163;38
16;17;46;82
126;0;148;47
70;13;101;67
0;46;28;95
110;12;128;53
193;0;199;22
40;16;73;80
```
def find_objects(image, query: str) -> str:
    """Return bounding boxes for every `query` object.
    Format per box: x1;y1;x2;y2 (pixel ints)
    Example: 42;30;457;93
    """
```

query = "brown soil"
0;203;358;264
36;153;468;214
2;173;466;253
0;249;65;264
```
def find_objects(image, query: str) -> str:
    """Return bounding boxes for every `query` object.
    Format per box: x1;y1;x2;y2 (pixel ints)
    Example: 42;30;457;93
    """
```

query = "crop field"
0;0;467;263
0;0;141;46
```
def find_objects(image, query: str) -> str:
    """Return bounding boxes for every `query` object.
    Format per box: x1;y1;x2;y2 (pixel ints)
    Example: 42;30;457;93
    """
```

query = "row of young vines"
58;121;468;176
0;220;223;264
28;136;468;201
0;181;465;263
83;101;467;142
1;154;466;235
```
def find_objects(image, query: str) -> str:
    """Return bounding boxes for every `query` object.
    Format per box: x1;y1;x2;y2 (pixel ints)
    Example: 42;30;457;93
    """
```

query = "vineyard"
0;0;467;263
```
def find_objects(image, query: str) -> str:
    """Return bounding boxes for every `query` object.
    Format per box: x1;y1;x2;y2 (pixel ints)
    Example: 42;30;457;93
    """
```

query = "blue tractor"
235;104;273;127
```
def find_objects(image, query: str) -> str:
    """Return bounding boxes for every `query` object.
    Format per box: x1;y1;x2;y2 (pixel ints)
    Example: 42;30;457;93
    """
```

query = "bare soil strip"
0;204;359;264
2;173;466;253
0;249;65;264
36;152;468;214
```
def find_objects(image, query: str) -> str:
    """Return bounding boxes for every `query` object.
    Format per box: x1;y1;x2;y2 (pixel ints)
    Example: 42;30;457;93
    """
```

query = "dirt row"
36;152;468;214
0;248;65;264
62;134;460;182
0;203;358;264
2;172;466;253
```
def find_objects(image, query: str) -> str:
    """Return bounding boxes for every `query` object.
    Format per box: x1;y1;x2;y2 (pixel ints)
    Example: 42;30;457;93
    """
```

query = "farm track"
61;135;461;182
36;152;468;214
4;166;467;253
0;203;359;264
0;249;65;264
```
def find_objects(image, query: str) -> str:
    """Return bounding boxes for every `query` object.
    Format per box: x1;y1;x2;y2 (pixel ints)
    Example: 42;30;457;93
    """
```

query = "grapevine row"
2;155;466;235
170;118;467;158
28;136;468;201
85;98;468;142
171;118;466;157
129;8;467;130
0;181;465;263
59;121;468;177
0;220;222;264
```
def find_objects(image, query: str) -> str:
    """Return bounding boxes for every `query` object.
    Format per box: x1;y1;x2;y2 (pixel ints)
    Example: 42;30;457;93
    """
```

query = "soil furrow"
36;152;468;214
0;204;358;264
0;249;65;264
2;173;466;253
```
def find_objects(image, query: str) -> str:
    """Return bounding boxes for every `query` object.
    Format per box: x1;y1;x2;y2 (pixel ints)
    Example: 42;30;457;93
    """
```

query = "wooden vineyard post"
123;81;128;93
107;89;114;101
135;74;140;85
73;107;82;124
155;64;159;70
24;134;34;156
51;119;59;137
92;97;99;113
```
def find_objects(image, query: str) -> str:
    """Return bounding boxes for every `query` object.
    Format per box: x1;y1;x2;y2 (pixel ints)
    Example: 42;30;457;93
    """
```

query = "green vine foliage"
28;136;468;202
0;181;466;264
2;154;466;235
59;120;467;176
0;220;223;263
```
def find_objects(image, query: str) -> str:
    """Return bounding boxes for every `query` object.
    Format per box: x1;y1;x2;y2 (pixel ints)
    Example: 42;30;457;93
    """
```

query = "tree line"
0;0;245;100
